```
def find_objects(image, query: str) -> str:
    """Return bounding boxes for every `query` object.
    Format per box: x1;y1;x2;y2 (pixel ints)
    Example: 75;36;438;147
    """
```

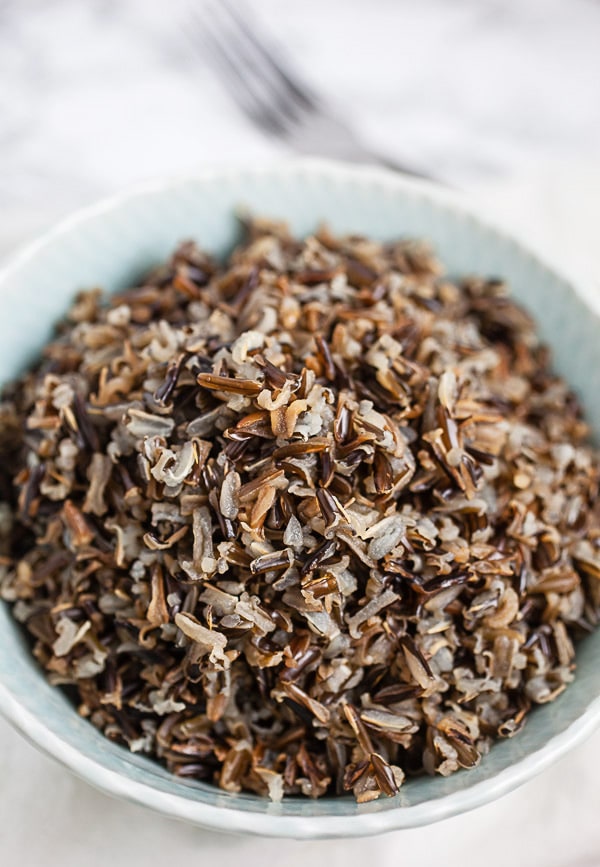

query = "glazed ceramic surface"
1;160;600;838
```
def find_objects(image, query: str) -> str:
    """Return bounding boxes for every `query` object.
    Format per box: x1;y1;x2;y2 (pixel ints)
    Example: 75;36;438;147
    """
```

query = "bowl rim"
1;156;599;839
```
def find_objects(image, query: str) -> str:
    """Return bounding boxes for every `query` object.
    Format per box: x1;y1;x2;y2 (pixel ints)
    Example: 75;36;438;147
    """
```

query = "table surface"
2;1;600;863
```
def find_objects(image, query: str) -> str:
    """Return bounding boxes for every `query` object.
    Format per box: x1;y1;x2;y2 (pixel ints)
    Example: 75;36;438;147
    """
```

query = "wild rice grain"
2;216;600;801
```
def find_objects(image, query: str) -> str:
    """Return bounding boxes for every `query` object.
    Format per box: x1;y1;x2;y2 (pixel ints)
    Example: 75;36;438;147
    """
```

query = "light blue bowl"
1;160;600;838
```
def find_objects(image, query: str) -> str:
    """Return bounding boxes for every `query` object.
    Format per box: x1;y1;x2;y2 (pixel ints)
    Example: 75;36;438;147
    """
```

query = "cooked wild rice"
1;216;600;802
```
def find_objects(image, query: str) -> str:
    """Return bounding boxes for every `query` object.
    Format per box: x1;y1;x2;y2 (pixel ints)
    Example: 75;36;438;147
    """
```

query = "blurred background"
2;0;600;864
1;0;600;275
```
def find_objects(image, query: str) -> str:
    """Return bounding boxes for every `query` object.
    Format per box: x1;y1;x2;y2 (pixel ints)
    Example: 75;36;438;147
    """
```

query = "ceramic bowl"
1;159;600;838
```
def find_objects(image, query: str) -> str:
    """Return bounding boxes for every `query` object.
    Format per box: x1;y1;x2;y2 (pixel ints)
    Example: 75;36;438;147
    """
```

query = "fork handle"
368;151;437;183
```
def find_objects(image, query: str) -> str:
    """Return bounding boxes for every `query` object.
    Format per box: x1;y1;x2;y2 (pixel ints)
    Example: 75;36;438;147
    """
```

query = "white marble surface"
2;0;600;863
2;0;600;254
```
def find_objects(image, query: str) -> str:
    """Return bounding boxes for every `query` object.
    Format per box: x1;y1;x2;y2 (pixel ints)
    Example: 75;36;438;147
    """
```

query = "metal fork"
192;0;432;180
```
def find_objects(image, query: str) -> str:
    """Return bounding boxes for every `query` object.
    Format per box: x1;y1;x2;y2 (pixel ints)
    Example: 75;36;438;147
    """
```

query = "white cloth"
2;1;600;863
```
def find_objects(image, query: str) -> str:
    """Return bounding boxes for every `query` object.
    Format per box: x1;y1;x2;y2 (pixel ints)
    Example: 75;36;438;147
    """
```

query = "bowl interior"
1;162;600;833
